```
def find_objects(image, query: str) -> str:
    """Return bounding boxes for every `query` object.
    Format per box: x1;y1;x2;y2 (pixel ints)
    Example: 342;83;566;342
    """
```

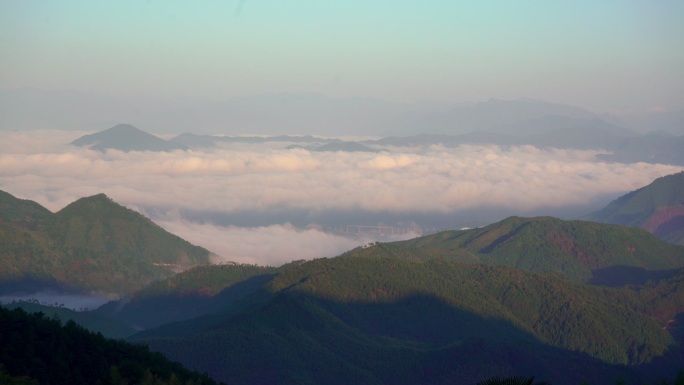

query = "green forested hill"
3;199;678;384
589;171;684;245
340;216;684;283
81;215;684;384
135;255;681;385
0;191;211;295
0;306;219;385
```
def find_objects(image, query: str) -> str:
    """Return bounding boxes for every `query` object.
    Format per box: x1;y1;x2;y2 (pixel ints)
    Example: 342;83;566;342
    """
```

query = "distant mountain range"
597;133;684;166
589;172;684;245
4;87;683;136
71;123;187;152
70;120;684;166
0;190;211;295
369;116;638;150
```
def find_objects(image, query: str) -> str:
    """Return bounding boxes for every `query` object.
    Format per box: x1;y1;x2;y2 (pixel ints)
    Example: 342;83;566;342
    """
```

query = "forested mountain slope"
135;255;681;385
589;171;684;245
0;191;211;295
341;216;684;283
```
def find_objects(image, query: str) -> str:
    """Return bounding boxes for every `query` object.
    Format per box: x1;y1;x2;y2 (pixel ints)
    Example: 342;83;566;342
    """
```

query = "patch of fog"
0;291;114;311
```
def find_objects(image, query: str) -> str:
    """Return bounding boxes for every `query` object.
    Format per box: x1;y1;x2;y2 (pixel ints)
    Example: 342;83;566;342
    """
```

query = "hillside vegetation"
135;254;682;385
340;216;684;283
3;188;684;384
0;191;211;295
108;215;684;384
589;171;684;245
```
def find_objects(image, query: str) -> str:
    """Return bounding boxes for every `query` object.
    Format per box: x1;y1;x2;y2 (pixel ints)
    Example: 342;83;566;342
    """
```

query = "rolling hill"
132;255;681;385
71;124;187;152
109;216;684;384
340;216;684;284
588;172;684;245
0;191;211;295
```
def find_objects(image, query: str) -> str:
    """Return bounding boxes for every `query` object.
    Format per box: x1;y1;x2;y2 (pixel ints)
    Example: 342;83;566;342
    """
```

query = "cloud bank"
1;130;681;265
155;221;410;266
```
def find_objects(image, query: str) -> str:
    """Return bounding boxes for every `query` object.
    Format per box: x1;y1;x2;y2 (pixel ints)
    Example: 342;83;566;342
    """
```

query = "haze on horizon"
1;1;683;114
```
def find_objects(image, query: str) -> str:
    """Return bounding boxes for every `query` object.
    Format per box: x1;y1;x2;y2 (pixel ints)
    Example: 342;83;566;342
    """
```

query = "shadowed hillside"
97;263;277;330
0;306;219;385
132;255;682;385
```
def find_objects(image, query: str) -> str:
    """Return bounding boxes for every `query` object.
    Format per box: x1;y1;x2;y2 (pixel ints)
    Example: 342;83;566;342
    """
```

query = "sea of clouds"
1;130;681;265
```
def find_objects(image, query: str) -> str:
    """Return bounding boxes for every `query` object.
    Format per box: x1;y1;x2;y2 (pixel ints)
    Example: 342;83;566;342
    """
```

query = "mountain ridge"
588;171;684;244
340;216;684;283
0;190;211;295
134;254;679;384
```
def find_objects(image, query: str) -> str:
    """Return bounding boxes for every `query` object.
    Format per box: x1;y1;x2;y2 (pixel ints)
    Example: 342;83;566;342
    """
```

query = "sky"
2;1;683;112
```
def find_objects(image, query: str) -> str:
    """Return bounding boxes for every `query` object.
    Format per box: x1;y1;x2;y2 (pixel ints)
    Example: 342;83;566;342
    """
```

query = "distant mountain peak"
103;123;143;133
62;193;116;209
71;124;187;152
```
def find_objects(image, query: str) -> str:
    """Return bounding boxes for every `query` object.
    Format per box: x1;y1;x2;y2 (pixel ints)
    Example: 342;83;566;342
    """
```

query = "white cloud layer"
1;130;682;265
155;221;409;266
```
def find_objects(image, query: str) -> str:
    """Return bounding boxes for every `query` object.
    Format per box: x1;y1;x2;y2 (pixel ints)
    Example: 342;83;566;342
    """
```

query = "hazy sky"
2;1;683;112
